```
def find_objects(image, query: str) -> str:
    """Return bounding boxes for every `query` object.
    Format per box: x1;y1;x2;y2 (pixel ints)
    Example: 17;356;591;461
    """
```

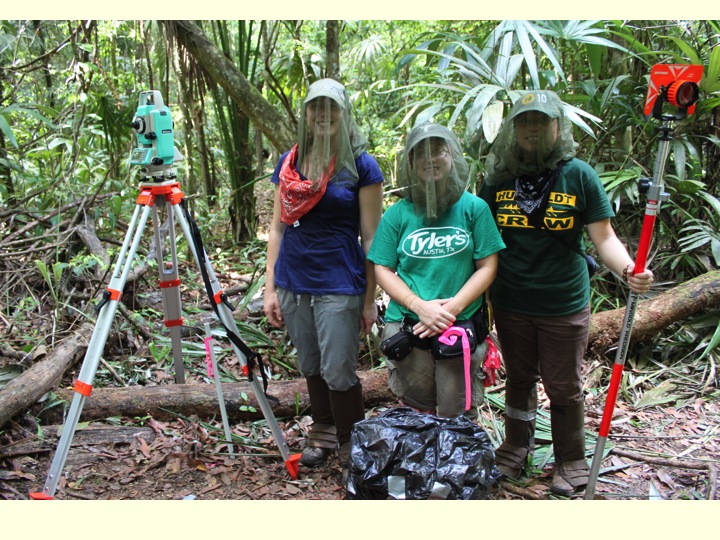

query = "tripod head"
129;90;183;179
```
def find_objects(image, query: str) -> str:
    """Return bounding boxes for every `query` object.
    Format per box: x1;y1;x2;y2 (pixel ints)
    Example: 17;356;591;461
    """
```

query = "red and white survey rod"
585;64;702;499
584;126;672;499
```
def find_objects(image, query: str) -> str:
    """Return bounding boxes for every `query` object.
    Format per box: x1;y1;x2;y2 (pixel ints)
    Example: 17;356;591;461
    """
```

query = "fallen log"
5;272;720;428
0;323;94;429
588;270;720;352
0;425;155;460
50;369;394;424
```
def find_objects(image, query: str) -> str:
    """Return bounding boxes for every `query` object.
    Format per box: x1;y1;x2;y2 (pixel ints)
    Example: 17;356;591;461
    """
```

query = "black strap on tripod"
179;199;274;398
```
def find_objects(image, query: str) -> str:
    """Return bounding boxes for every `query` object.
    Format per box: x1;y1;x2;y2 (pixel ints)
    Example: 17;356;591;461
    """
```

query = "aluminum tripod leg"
151;197;185;384
172;203;299;478
30;202;153;499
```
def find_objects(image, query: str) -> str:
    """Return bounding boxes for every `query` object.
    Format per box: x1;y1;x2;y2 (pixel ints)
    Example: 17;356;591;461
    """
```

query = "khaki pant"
382;321;487;418
277;287;362;392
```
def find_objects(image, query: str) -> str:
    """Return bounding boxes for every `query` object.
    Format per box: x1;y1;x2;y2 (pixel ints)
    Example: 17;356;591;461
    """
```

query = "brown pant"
493;305;590;412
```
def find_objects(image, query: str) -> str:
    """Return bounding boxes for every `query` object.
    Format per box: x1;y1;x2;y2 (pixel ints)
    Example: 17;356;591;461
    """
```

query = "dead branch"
73;213;110;276
0;343;29;363
611;448;710;470
1;199;85;245
611;448;718;500
707;464;717;500
0;323;94;429
499;481;546;500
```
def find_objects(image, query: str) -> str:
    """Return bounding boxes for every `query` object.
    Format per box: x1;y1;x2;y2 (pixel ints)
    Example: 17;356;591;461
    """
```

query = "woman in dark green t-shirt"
479;90;654;496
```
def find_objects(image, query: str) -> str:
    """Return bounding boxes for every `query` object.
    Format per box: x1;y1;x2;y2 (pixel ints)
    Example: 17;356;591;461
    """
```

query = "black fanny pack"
431;318;478;359
381;302;490;362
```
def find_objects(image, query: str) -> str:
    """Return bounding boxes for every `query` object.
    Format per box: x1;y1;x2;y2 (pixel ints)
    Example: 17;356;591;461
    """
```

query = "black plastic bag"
346;407;501;500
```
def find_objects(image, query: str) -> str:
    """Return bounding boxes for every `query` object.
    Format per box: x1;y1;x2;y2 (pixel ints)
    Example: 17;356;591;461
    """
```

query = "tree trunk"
192;97;214;207
49;370;393;424
0;75;15;205
166;20;295;153
173;48;197;197
325;21;340;80
0;323;94;429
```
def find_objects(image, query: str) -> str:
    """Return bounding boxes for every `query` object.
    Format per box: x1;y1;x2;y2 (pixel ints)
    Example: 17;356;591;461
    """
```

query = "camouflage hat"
508;90;563;121
303;78;347;109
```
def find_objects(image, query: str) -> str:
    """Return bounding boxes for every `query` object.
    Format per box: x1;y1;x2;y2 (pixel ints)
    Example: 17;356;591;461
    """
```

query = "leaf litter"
1;391;718;500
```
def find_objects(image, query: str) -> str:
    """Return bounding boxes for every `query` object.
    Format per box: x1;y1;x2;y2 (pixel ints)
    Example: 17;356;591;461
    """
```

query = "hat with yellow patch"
508;90;562;121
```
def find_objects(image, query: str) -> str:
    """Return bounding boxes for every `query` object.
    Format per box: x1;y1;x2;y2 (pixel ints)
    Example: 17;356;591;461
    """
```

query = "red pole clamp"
107;288;122;301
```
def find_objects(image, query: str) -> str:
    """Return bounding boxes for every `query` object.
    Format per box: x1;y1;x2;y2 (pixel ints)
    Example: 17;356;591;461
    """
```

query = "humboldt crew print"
494;188;580;231
479;158;615;316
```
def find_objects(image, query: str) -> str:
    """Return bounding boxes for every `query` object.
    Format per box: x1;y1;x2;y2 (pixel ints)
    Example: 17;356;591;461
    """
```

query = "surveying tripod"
30;92;299;500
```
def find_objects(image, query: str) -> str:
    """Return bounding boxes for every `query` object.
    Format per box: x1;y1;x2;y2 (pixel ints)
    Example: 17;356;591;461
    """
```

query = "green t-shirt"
478;158;614;316
368;191;505;323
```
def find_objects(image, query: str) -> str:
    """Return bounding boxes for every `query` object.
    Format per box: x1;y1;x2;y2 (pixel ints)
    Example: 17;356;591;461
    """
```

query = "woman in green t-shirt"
368;123;505;418
479;90;654;496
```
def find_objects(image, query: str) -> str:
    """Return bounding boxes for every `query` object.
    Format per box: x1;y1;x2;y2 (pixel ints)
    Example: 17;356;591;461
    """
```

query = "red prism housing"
644;64;703;116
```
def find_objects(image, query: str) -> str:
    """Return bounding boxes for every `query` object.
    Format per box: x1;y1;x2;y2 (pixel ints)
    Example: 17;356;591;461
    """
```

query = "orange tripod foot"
285;454;302;480
29;492;54;500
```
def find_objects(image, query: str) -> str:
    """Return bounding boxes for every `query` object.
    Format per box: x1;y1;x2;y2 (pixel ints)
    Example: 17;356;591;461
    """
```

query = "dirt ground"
1;386;718;501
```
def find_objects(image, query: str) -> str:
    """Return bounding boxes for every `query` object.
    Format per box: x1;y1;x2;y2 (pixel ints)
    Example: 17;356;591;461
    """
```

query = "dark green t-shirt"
368;191;505;323
478;158;614;316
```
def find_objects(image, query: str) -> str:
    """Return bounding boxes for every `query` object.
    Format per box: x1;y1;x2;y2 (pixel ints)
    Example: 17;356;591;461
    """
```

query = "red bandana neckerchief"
278;144;336;225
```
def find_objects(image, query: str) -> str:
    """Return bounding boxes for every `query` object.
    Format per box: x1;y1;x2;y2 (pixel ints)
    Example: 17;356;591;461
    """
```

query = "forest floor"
1;183;719;501
1;390;719;501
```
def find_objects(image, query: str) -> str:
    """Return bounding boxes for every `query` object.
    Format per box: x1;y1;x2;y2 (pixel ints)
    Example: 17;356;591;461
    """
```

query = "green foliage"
2;19;720;395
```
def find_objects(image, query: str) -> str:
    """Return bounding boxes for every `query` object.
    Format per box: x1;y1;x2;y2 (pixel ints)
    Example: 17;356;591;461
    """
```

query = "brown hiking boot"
300;423;337;468
549;402;589;496
550;459;590;496
494;441;531;479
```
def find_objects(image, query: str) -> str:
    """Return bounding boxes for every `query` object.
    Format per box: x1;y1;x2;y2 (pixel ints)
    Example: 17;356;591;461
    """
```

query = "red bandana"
278;144;335;225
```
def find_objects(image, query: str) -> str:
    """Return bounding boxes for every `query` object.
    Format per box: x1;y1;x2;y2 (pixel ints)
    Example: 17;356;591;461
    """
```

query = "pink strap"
438;326;472;410
204;336;214;378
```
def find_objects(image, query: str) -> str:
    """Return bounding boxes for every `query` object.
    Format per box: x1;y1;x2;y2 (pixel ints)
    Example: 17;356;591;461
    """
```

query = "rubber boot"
550;401;590;496
495;385;537;479
330;382;365;471
301;375;337;468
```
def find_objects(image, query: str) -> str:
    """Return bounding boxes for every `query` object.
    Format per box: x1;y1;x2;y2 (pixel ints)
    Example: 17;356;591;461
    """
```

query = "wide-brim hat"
303;78;347;109
508;90;562;121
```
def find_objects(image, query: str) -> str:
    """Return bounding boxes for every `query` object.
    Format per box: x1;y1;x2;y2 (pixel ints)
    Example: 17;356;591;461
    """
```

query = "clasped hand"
411;298;456;339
